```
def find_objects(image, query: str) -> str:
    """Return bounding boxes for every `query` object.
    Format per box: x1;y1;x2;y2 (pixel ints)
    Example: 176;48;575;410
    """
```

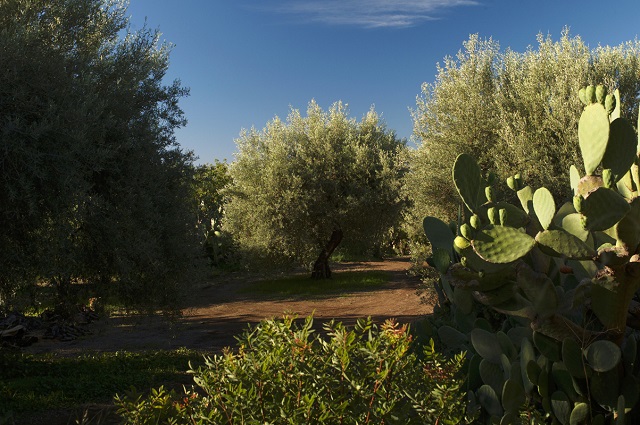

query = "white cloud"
273;0;480;28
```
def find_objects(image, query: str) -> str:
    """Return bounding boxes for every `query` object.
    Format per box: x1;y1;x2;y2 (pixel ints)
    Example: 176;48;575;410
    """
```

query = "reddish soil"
25;258;432;356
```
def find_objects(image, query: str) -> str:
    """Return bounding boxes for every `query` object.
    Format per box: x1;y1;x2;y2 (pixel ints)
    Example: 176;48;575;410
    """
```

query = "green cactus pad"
578;87;588;106
453;286;474;314
480;359;507;396
533;331;562;362
532;275;558;319
477;384;503;418
601;117;637;182
521;338;536;394
535;229;595;260
472;225;536;264
502;379;526;414
437;325;469;348
423;216;455;253
610;88;621;121
581;187;630;231
497;331;517;361
551;391;571;425
569;166;581;195
622;376;640;413
533;187;555;230
492;294;535;319
526;359;541;387
562;338;589;379
622;336;637;375
560;213;589;242
614;198;640;253
471;328;503;363
591;369;620;409
569;403;589;425
517;186;534;214
432;247;451;274
578;103;610;175
584;340;621;373
453;153;483;213
472;282;516;307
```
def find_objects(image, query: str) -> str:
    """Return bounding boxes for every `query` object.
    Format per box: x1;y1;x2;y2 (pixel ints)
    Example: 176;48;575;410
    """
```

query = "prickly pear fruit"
605;94;616;114
486;172;497;185
603;169;614;189
454;235;471;251
499;208;508;226
460;223;473;240
596;85;606;104
579;87;588;106
573;195;584;213
586;85;596;103
470;214;481;229
485;186;494;203
488;207;498;225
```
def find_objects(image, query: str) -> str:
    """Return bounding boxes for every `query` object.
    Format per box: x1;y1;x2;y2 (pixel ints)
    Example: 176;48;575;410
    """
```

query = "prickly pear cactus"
423;86;640;424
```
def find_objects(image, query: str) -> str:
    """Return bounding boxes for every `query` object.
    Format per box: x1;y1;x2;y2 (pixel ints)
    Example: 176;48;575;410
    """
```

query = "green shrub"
116;315;472;424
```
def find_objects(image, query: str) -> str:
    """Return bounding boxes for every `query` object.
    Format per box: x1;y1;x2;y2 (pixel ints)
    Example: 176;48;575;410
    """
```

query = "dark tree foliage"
0;0;200;311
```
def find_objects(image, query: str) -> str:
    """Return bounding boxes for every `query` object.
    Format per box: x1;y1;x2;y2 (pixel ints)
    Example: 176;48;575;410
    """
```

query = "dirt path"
25;258;431;355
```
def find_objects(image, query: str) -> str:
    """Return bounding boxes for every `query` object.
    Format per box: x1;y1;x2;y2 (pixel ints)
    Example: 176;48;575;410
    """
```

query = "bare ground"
24;258;431;356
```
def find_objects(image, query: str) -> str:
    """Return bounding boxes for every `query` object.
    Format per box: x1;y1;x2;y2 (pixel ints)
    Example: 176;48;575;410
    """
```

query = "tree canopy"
405;31;640;254
0;0;199;311
224;101;407;273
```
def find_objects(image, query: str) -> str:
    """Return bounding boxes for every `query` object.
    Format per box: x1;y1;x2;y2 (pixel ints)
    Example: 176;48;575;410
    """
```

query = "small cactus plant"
423;86;640;423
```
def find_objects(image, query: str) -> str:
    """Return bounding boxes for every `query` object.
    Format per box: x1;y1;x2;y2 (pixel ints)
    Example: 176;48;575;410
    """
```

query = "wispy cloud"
272;0;480;28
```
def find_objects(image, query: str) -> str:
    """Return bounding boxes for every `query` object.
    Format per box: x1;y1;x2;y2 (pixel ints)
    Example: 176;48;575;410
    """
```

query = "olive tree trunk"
311;229;343;279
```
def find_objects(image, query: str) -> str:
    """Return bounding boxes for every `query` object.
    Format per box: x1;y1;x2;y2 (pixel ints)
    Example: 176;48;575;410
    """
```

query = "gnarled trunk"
311;229;343;279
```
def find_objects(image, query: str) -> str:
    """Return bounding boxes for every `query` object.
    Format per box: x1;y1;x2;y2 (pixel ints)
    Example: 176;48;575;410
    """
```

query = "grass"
0;348;205;422
239;270;390;298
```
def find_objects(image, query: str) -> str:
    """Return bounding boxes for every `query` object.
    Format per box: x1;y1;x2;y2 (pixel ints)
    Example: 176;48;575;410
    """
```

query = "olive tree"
0;0;200;311
225;101;407;278
405;31;640;259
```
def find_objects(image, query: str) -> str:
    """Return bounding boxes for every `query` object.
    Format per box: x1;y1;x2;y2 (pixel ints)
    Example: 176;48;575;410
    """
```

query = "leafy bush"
116;316;472;424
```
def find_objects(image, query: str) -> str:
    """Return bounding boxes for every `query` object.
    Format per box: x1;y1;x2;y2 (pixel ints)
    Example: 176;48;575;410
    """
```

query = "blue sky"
125;1;640;164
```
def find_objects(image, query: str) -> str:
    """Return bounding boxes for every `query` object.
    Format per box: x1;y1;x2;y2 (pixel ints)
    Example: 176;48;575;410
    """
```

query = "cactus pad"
453;153;483;213
578;103;610;175
423;216;455;253
581;187;630;231
584;340;621;373
472;224;536;263
535;229;595;260
533;187;555;230
601;117;637;182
